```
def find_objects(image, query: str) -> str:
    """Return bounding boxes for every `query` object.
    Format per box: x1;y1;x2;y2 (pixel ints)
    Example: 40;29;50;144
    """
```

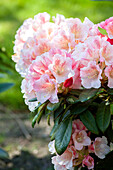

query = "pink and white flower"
52;146;76;170
72;130;91;150
82;155;94;170
100;41;113;65
80;61;102;88
48;140;56;154
93;136;110;159
48;53;74;84
105;65;113;88
33;74;58;103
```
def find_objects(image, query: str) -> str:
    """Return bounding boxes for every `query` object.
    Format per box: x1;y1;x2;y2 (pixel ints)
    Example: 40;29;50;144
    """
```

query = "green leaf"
55;119;72;155
98;27;108;35
96;102;111;133
70;101;90;115
80;110;99;134
95;151;113;170
69;89;83;96
58;105;72;123
110;104;113;115
47;114;50;126
79;88;99;102
66;95;79;104
0;83;14;93
29;97;37;102
54;105;64;120
32;103;46;127
62;110;72;122
50;117;60;140
107;88;113;95
0;148;9;159
47;102;60;111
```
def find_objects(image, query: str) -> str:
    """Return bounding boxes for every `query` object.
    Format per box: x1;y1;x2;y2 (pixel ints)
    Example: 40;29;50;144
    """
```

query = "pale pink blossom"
34;12;50;24
72;130;91;150
51;29;75;51
105;65;113;88
52;147;76;169
33;74;58;103
83;17;94;30
82;155;94;170
93;136;110;159
100;41;113;65
72;119;87;132
71;59;89;89
80;61;102;88
100;17;113;39
48;53;74;84
72;36;105;63
21;79;38;111
52;157;67;170
52;14;65;25
27;52;52;81
66;18;89;42
48;140;56;154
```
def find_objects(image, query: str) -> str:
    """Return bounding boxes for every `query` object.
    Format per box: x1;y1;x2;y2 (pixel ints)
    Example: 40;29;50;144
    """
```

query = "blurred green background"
1;0;113;111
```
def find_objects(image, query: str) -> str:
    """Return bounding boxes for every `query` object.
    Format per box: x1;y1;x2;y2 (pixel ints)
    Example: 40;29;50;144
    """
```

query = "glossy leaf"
47;114;50;126
80;110;99;134
79;88;99;102
0;83;14;93
50;118;60;140
32;103;46;127
70;101;90;115
55;119;72;155
62;110;72;122
0;148;9;159
96;102;111;133
47;102;60;111
66;95;79;104
69;89;83;96
54;105;64;120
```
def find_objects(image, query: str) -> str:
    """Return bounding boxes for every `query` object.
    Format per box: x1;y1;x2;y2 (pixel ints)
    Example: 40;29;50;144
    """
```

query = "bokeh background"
0;0;113;169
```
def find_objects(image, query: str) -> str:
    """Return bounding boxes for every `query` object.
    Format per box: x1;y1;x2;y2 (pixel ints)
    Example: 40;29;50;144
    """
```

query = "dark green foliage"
96;102;111;133
80;110;99;134
55;119;72;155
0;148;9;159
0;82;14;93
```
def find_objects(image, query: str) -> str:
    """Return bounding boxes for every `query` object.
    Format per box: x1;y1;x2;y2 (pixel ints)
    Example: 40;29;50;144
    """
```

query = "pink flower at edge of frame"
52;146;76;170
100;40;113;66
33;74;58;104
93;136;110;159
82;155;94;170
105;65;113;88
99;17;113;39
80;61;102;89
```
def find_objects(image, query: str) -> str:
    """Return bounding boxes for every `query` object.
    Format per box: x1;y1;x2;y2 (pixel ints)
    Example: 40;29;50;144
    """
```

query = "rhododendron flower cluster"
12;13;113;111
13;13;113;170
48;120;110;170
